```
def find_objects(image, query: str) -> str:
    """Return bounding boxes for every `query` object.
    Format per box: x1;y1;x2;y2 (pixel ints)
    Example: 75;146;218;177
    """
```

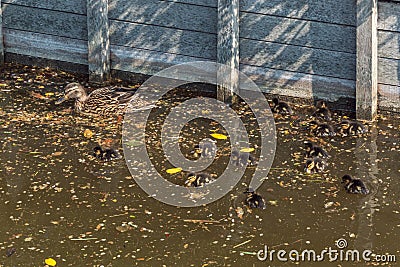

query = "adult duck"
55;83;155;116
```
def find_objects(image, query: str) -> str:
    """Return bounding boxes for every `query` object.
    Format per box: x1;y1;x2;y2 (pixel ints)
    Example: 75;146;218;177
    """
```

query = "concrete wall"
0;0;399;112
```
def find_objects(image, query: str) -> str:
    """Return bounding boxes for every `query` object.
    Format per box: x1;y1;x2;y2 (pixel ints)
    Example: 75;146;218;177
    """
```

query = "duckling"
304;157;326;174
93;146;121;161
193;141;216;158
304;141;330;158
231;150;255;167
55;83;155;116
244;188;266;209
341;175;369;194
337;120;366;136
312;100;332;121
308;120;336;137
185;172;214;187
271;98;293;115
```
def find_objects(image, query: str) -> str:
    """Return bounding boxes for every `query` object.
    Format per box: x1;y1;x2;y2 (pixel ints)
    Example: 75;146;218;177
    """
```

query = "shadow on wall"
239;0;357;110
107;0;218;75
377;0;400;111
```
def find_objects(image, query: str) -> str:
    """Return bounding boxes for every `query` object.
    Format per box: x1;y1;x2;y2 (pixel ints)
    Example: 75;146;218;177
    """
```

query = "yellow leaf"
38;85;45;89
210;133;228;140
45;258;57;266
166;167;182;174
83;129;93;138
0;83;8;87
240;147;254;153
45;92;55;97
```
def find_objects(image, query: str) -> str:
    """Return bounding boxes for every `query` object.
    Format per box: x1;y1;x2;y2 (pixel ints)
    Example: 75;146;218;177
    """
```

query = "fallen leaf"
210;133;228;140
240;147;255;153
30;91;47;99
166;167;182;174
45;257;57;266
83;129;93;138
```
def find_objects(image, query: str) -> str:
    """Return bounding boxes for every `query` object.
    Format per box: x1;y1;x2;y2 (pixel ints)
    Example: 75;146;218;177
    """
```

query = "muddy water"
0;65;399;267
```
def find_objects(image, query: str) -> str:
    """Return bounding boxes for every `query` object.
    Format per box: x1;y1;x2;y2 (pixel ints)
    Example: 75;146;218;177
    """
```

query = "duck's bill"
55;96;67;104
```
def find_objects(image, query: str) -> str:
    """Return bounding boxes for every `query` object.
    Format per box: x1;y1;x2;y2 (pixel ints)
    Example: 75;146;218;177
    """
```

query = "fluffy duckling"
304;141;330;158
193;141;216;158
337;120;366;136
271;98;293;115
312;100;332;121
185;172;214;187
93;146;121;161
304;157;326;174
244;188;266;209
309;120;336;137
231;150;255;167
342;175;369;194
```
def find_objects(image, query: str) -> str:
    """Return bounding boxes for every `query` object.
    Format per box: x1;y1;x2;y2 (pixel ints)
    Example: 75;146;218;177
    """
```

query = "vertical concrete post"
0;0;4;66
356;0;378;120
87;0;110;83
217;0;239;104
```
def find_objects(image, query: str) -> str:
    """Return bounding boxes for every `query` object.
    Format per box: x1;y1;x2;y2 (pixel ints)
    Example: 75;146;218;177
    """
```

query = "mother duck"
55;83;155;116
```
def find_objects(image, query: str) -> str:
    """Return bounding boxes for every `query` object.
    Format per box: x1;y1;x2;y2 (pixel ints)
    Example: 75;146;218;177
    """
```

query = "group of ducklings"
55;83;369;210
185;141;263;209
273;98;370;196
170;97;371;211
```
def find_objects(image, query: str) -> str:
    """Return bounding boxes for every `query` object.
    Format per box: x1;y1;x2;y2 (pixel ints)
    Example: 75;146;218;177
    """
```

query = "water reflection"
354;124;379;251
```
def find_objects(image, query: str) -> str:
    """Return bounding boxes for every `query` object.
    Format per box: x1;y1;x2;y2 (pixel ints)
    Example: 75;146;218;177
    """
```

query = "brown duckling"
193;141;216;158
312;100;332;121
308;120;336;137
304;141;330;158
341;175;369;194
93;146;121;161
271;98;293;115
244;188;266;209
304;157;326;174
337;120;366;136
185;172;214;187
231;150;255;167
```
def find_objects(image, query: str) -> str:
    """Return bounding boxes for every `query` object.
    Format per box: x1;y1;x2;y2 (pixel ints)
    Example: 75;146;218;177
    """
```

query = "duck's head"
304;159;315;173
55;83;87;104
193;144;203;155
272;98;279;105
304;141;314;151
93;146;103;157
185;172;197;186
316;100;327;109
340;120;351;129
341;174;353;185
244;187;255;195
308;120;319;130
231;150;240;160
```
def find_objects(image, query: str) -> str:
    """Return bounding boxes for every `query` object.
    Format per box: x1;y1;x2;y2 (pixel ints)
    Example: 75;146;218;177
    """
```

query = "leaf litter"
0;62;398;266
